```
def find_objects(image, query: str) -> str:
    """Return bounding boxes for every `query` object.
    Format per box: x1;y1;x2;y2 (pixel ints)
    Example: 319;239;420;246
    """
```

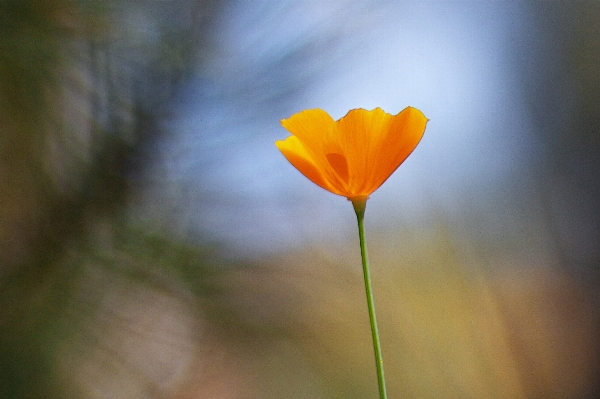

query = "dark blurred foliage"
518;2;600;283
0;0;225;397
1;1;600;399
0;0;220;271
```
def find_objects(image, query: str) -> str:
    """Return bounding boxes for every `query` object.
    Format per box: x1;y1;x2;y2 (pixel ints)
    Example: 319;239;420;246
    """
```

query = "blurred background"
1;1;599;398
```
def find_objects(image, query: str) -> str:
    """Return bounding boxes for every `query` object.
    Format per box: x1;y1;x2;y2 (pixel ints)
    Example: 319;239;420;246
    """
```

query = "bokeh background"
1;1;599;398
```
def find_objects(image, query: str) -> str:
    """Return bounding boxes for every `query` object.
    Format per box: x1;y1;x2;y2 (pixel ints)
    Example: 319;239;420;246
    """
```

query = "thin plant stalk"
352;198;387;399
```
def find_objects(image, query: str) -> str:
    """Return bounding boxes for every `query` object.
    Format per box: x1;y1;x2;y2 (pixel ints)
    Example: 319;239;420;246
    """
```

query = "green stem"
352;198;387;399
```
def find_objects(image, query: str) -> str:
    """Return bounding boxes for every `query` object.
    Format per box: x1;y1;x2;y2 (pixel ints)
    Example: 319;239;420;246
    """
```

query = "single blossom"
276;107;428;201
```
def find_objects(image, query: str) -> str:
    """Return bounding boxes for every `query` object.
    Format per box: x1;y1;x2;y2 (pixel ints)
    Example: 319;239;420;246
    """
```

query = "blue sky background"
136;1;586;262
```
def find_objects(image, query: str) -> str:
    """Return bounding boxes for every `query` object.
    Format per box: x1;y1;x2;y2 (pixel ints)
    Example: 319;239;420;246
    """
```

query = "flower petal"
275;136;342;195
335;108;394;195
325;152;350;184
280;109;335;153
280;109;350;195
371;107;428;190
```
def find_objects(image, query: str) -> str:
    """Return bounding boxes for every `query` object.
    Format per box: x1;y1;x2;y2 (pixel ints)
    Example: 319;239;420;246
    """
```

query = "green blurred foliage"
0;1;223;397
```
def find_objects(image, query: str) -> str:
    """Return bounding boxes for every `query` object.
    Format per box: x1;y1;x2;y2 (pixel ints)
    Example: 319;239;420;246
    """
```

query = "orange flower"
276;107;428;201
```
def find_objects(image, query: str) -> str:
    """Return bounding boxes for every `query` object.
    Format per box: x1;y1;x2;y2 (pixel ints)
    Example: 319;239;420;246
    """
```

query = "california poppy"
276;107;427;202
276;106;427;399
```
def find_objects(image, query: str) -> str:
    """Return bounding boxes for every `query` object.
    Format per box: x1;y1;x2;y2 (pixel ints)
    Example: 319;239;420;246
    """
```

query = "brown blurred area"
1;1;599;399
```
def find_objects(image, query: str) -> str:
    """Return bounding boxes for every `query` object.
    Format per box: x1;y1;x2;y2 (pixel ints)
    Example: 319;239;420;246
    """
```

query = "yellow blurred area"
46;227;598;399
198;234;599;399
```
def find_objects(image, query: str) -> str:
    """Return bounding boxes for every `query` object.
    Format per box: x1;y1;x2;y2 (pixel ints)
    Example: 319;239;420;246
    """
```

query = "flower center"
326;153;349;184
